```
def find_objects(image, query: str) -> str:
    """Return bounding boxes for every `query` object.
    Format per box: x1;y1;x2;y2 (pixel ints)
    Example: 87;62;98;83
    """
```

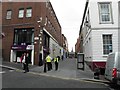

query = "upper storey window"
26;8;32;18
18;8;24;18
6;10;12;19
98;3;113;24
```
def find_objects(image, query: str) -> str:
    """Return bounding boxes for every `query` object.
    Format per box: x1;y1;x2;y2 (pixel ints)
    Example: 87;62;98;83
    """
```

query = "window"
14;28;34;45
103;35;112;55
18;9;24;18
99;3;113;23
43;33;49;48
6;10;12;19
46;2;48;8
26;8;32;17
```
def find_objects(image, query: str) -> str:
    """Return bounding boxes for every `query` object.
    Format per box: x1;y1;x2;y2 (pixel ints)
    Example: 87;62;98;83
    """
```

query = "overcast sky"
50;0;86;51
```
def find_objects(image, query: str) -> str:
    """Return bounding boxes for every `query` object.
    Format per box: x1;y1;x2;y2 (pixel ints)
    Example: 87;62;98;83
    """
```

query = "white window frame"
98;2;113;24
102;34;113;55
18;9;24;18
26;8;32;18
6;10;12;19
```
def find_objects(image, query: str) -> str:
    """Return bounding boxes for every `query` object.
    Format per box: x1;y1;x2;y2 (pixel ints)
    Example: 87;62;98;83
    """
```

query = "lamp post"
85;21;91;28
37;17;43;66
37;17;47;72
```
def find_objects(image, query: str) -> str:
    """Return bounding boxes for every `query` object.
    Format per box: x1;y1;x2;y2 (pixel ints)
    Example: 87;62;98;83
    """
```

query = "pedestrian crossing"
0;65;15;74
0;71;5;74
0;70;15;74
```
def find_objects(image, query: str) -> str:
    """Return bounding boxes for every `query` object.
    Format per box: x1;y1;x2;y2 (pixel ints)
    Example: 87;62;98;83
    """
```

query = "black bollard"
94;68;100;79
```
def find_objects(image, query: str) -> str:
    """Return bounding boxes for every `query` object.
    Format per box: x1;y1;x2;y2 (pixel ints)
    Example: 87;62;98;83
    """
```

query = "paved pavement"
1;58;109;83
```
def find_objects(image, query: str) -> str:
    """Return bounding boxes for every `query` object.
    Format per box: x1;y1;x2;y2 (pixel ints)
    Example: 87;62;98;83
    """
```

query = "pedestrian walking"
24;53;29;73
45;53;52;71
20;54;24;63
43;59;47;73
22;53;26;70
54;56;59;71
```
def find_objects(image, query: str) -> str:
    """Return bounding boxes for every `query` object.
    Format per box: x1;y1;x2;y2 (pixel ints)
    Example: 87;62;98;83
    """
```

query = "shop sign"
26;45;34;50
11;45;27;50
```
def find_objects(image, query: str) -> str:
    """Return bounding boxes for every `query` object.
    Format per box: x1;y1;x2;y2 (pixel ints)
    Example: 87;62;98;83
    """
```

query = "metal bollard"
94;68;100;79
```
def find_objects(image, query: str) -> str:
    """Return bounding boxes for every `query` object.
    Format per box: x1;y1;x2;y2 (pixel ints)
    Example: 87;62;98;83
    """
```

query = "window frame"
18;8;24;18
98;2;113;24
102;34;113;55
26;7;32;18
6;10;12;19
14;28;34;45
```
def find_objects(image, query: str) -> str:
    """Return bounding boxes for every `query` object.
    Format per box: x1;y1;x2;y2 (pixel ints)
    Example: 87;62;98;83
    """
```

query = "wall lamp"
85;21;91;28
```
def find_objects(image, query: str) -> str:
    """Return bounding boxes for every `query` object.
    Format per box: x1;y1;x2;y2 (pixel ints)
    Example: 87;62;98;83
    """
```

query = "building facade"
62;34;68;60
80;0;120;72
2;0;63;66
75;37;80;54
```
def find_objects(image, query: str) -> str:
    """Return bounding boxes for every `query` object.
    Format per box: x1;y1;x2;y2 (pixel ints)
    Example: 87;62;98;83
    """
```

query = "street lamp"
85;21;91;28
37;17;43;67
37;16;47;72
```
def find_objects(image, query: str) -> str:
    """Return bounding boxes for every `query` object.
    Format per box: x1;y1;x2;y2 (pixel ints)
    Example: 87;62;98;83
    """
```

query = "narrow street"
1;0;120;89
1;58;112;89
2;67;109;89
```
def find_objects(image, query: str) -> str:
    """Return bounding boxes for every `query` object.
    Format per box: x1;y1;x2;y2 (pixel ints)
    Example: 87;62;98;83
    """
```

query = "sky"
50;0;86;52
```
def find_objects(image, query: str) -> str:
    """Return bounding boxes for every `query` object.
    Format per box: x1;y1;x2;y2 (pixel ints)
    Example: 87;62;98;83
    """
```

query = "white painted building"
80;0;120;71
49;37;62;59
44;28;62;59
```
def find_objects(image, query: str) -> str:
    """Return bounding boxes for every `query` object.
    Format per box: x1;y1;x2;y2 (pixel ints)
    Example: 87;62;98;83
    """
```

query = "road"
1;58;120;89
2;67;109;89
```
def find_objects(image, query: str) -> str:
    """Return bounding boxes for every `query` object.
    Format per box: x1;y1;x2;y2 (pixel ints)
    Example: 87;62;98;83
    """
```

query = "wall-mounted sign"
26;45;34;50
11;45;27;50
11;45;34;50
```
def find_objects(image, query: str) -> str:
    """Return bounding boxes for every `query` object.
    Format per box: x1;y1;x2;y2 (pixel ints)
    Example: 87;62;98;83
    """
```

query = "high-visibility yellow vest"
54;57;58;62
46;55;51;62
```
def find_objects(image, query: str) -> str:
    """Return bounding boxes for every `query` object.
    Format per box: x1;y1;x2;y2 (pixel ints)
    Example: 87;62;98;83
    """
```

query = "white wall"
49;38;61;59
92;29;118;62
83;0;119;63
89;0;118;29
118;2;120;52
83;30;93;62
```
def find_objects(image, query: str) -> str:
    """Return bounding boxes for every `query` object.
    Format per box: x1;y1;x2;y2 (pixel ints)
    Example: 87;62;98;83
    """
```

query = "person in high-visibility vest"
45;54;52;71
54;56;59;71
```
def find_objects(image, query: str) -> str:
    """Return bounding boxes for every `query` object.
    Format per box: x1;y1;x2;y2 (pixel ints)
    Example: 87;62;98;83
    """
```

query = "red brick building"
2;0;62;65
75;37;80;54
62;34;68;59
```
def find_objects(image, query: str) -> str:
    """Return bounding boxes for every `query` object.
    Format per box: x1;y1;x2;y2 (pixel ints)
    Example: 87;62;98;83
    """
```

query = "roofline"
79;0;89;35
49;2;62;30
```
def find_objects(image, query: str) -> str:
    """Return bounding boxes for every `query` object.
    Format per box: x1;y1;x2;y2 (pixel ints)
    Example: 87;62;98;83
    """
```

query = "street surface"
1;58;120;89
2;68;108;89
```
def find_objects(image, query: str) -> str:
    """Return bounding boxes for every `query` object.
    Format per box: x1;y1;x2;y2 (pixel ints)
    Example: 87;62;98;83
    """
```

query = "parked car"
105;52;120;85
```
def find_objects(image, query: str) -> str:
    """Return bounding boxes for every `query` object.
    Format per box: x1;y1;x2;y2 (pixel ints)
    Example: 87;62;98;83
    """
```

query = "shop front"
10;45;34;65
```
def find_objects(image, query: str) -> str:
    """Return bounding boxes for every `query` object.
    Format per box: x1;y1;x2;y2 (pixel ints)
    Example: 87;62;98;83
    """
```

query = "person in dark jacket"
24;53;29;73
54;56;59;71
